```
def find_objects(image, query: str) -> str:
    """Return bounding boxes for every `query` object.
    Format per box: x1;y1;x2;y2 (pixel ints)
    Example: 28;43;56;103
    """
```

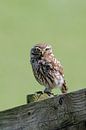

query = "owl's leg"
44;87;53;96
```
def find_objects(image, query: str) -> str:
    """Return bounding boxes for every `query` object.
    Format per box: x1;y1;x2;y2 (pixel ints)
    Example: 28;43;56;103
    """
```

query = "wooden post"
0;88;86;130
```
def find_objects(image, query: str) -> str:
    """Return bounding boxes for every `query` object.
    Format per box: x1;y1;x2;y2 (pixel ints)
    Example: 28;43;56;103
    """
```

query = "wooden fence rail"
0;88;86;130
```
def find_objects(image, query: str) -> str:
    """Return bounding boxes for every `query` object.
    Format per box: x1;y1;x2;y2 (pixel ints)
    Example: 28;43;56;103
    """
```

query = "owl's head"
30;43;53;59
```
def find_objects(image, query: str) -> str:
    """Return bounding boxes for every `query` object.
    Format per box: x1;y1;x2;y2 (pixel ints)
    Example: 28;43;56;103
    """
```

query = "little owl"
30;43;68;95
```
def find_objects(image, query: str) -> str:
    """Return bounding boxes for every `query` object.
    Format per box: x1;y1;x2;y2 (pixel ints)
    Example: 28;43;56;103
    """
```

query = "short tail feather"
61;80;68;93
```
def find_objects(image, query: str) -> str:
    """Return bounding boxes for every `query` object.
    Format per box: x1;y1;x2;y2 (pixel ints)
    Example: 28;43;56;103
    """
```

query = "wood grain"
0;88;86;130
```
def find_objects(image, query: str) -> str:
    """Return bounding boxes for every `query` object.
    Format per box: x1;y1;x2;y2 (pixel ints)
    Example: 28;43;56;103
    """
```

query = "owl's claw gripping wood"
44;87;54;96
30;43;68;94
44;91;54;97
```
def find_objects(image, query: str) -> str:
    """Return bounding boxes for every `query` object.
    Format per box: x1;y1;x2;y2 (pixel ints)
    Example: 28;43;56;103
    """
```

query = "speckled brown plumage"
30;43;68;94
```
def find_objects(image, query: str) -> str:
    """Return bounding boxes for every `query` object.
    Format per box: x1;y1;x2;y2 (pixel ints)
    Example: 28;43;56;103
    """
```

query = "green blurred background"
0;0;86;111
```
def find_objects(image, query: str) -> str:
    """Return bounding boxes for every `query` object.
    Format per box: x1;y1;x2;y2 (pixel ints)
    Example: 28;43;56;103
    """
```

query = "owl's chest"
31;58;42;73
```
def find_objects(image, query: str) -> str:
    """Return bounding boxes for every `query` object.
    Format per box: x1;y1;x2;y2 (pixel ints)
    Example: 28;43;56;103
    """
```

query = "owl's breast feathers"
42;54;64;77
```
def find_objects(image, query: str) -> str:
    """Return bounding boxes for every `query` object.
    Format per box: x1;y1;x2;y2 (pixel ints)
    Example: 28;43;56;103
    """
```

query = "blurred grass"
0;0;86;111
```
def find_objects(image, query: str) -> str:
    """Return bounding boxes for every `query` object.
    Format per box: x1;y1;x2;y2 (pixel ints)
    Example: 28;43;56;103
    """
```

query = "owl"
30;43;68;95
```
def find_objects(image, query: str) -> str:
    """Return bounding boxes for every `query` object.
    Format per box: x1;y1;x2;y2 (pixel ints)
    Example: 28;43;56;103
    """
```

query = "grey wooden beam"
0;88;86;130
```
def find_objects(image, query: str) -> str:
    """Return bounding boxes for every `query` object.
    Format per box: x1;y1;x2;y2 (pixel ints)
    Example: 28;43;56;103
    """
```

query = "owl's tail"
61;80;68;93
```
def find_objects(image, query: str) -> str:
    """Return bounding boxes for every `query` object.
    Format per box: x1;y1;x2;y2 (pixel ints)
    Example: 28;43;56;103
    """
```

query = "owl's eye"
45;47;51;51
35;47;41;52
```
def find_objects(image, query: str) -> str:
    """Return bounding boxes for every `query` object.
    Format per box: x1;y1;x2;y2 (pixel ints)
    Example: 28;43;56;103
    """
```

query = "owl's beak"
42;50;45;55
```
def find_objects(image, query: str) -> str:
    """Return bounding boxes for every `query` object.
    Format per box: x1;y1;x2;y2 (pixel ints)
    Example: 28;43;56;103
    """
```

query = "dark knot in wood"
59;96;64;105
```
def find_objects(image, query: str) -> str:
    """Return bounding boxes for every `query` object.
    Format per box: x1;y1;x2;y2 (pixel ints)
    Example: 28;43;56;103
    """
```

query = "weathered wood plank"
0;88;86;130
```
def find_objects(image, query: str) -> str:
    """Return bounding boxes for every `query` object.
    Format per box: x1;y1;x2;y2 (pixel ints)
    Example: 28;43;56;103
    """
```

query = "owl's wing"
43;56;64;77
53;59;64;76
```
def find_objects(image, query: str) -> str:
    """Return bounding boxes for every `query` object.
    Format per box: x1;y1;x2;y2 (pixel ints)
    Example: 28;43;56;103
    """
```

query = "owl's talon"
36;91;43;94
44;91;54;97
